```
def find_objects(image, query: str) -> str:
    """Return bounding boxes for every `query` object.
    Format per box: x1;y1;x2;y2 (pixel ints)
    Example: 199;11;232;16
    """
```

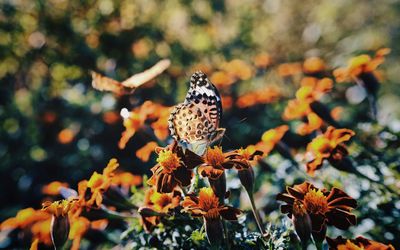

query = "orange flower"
210;71;235;87
283;77;333;123
303;57;326;74
119;101;172;149
221;59;254;81
112;172;142;190
198;146;244;180
277;182;357;242
277;62;302;77
296;112;323;136
333;48;390;82
236;86;281;108
42;181;69;195
253;52;272;68
326;236;395;250
69;216;90;250
182;187;241;221
139;188;181;232
77;159;119;208
306;127;355;175
136;141;158;162
42;199;76;218
147;146;202;193
1;207;53;249
182;187;241;245
255;125;289;155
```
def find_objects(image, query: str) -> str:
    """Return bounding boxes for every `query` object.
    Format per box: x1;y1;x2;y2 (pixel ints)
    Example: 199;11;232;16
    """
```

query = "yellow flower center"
337;240;363;250
303;189;329;214
150;191;172;212
157;150;181;173
198;187;220;212
205;146;225;167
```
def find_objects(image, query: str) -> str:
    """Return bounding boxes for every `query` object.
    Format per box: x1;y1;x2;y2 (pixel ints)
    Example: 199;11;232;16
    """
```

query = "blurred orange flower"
277;62;302;77
42;181;69;195
210;71;235;87
221;59;254;81
327;236;395;250
253;52;272;68
236;86;281;108
112;172;142;190
102;111;120;124
69;216;90;250
119;101;172;149
303;57;326;74
136;141;158;162
306;127;355;175
333;48;390;82
255;125;289;155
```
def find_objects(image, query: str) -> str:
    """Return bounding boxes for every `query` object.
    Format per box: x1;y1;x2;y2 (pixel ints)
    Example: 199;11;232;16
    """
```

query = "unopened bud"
51;215;70;248
292;200;312;245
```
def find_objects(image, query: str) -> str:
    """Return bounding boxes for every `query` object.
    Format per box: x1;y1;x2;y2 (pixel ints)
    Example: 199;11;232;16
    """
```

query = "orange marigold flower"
221;59;254;81
69;216;90;250
112;172;142;190
333;48;390;83
1;208;50;231
182;187;241;221
253;52;272;68
42;199;76;218
306;127;355;175
42;181;69;196
303;57;326;74
139;188;181;232
326;236;395;250
277;182;357;240
198;146;245;180
210;71;235;87
255;125;289;155
277;62;302;77
77;159;119;208
236;86;281;108
136;141;158;162
296;112;323;136
119;101;172;149
182;187;241;245
147;146;202;193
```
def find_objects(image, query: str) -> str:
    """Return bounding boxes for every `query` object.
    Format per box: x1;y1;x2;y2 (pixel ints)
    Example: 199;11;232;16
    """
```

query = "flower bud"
138;207;165;217
238;167;254;195
51;214;70;248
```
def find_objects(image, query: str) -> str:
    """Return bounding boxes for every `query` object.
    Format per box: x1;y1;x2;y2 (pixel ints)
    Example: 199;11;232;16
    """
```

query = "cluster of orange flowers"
1;48;394;249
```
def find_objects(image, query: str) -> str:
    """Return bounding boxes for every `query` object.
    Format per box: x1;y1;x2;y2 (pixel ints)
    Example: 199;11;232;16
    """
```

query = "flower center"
303;189;329;214
205;147;225;167
157;150;181;173
150;192;172;212
198;187;220;212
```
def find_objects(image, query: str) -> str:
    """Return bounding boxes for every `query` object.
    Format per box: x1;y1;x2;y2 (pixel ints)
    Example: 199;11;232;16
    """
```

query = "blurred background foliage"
1;0;400;248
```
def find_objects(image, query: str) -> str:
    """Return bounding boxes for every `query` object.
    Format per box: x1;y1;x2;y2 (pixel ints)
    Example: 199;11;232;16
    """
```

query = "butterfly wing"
185;71;222;128
168;71;223;155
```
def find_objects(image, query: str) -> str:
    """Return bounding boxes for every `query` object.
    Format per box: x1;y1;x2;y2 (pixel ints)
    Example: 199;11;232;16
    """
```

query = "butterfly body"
168;71;224;156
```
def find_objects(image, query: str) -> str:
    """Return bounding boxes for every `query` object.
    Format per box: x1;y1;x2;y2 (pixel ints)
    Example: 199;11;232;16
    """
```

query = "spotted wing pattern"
168;71;224;155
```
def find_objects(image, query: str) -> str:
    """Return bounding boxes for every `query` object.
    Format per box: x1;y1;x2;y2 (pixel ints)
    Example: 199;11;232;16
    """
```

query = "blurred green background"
1;0;399;238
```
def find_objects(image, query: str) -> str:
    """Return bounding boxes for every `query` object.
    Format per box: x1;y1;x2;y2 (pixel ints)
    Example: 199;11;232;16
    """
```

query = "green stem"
315;240;323;250
247;191;265;235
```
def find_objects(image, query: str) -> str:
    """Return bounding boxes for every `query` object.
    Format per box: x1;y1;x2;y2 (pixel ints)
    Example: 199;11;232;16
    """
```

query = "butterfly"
168;71;225;156
91;59;171;95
